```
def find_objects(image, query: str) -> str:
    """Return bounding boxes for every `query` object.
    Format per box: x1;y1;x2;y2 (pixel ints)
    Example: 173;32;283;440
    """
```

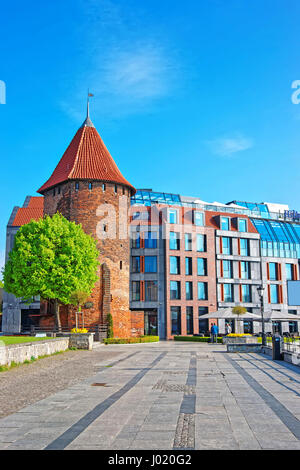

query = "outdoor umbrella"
257;311;300;322
198;308;261;320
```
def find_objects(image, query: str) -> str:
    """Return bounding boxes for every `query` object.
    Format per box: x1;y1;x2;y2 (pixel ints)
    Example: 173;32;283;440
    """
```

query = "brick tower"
37;107;143;338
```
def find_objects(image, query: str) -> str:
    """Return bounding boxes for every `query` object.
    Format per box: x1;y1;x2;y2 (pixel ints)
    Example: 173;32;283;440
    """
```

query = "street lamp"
257;286;266;346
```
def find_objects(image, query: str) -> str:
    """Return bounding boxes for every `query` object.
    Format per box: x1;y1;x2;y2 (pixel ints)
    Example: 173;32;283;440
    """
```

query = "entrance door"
21;309;40;330
144;310;158;336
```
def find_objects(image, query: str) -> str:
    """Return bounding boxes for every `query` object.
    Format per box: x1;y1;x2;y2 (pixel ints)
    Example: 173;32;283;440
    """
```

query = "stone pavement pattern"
0;342;300;450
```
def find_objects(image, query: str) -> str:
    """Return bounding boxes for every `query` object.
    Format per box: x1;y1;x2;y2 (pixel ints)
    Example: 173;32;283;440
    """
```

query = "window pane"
224;284;233;302
194;212;204;226
269;263;277;280
132;256;140;273
270;284;278;304
185;233;192;251
197;258;207;276
241;261;250;279
170;256;180;274
144;231;157;249
240;238;249;256
169;210;178;224
221;217;230;230
198;282;207;300
239;219;247;232
132;281;140;301
145;281;158;301
185;257;192;275
242;284;251;302
186;307;193;334
197;234;206;252
223;260;232;278
170;281;181;300
222;237;231;255
186;281;193;300
144;256;157;273
171;307;181;335
169;232;180;250
286;264;293;281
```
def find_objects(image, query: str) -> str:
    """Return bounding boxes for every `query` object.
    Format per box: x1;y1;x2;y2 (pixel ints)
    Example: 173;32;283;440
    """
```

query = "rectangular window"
198;282;208;300
132;281;140;301
240;238;249;256
145;281;158;301
286;264;294;281
270;284;279;304
186;281;193;300
185;233;192;251
170;256;180;274
131;256;140;273
186;307;193;335
170;281;181;300
269;262;277;280
223;283;233;302
171;306;181;335
169;232;180;250
241;284;251;302
185;257;193;275
144;231;157;249
131;233;140;249
197;258;207;276
238;219;247;232
222;237;231;255
222;260;232;279
197;234;206;252
168;209;178;224
144;256;157;273
241;261;250;279
194;211;204;226
221;217;230;231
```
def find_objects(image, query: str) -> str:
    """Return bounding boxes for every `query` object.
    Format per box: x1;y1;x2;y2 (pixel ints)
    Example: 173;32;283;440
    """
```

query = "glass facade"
251;218;300;259
132;189;181;207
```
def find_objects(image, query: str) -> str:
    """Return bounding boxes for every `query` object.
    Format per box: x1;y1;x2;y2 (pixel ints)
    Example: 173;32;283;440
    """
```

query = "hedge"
174;336;223;343
103;335;159;345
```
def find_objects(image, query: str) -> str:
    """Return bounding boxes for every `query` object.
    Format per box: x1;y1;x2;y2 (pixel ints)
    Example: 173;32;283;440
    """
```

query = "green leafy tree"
3;213;99;331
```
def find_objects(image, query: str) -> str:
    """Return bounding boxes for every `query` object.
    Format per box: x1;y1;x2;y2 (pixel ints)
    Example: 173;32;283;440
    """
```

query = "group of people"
210;322;232;343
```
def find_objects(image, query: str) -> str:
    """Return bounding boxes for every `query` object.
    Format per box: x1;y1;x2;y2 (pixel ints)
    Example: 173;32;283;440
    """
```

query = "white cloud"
206;134;254;157
60;0;180;120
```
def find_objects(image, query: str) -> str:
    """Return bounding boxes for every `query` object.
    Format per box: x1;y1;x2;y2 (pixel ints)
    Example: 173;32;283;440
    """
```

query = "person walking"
210;323;219;343
225;322;232;335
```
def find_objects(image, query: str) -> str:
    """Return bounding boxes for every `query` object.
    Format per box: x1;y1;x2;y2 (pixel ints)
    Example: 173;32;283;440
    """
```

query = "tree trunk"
54;298;62;332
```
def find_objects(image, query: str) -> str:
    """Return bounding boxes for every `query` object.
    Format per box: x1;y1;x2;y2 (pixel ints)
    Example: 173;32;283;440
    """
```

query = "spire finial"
81;90;95;128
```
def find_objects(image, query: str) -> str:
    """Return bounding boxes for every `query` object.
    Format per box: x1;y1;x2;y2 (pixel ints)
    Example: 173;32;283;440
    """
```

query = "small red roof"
12;197;44;226
37;122;136;194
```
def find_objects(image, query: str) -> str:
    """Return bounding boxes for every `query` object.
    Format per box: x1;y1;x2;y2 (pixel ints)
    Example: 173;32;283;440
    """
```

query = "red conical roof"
37;119;136;194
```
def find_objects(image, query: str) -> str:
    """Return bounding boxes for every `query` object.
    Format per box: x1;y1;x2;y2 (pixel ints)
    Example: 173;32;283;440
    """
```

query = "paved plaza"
0;341;300;450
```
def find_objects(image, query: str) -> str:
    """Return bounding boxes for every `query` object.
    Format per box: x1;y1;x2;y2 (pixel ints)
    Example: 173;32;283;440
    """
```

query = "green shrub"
174;336;223;343
104;335;159;345
107;313;114;339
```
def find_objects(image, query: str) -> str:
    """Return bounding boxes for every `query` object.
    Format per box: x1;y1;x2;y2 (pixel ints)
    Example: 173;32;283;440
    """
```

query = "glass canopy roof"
131;190;181;206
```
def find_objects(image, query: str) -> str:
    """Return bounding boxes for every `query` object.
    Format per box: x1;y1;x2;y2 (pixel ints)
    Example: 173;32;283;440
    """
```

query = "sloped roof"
37;118;136;194
12;197;44;227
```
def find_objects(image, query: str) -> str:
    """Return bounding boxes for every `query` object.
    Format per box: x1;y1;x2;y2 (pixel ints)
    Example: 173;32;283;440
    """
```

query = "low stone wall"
0;338;69;366
68;333;94;351
227;343;262;353
223;336;258;345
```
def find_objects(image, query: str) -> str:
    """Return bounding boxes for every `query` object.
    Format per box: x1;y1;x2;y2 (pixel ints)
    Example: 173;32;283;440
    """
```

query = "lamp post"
257;286;266;346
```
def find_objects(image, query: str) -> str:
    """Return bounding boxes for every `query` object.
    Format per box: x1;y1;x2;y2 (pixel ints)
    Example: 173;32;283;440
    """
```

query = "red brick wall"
43;180;144;338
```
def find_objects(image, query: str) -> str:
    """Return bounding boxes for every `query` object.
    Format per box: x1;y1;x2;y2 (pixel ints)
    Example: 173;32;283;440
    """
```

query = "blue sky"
1;0;300;273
